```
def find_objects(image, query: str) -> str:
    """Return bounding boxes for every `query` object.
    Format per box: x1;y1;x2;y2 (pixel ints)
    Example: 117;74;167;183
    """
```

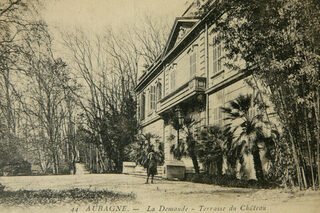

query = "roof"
135;2;218;92
162;17;199;58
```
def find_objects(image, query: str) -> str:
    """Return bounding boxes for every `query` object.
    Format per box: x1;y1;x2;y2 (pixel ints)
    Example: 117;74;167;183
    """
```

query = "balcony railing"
157;76;206;114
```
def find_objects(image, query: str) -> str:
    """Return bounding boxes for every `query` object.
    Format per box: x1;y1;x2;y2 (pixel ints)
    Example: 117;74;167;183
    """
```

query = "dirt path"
0;174;319;213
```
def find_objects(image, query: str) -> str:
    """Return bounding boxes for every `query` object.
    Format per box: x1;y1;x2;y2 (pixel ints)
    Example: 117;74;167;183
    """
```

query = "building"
135;1;270;179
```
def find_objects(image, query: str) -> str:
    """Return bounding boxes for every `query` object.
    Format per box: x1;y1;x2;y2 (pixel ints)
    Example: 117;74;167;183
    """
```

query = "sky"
38;0;192;95
41;0;190;34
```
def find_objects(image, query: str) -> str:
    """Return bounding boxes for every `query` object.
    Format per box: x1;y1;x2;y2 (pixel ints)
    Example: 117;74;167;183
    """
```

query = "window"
157;82;162;101
150;85;156;110
213;36;224;74
170;70;176;93
213;107;223;126
212;90;224;126
140;93;145;120
190;51;197;77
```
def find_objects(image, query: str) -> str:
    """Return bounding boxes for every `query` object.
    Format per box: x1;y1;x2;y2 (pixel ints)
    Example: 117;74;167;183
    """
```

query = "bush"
190;173;278;189
0;142;32;176
0;159;31;176
58;161;71;175
0;183;5;191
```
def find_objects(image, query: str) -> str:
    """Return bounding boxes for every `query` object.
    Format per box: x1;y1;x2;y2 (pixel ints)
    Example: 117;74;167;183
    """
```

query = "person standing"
145;149;157;184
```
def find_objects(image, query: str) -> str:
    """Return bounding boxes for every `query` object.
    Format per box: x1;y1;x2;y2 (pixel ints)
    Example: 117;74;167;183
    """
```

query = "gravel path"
0;174;319;213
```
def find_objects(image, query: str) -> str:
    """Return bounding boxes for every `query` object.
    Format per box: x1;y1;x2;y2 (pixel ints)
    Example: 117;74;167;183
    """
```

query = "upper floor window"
170;70;176;93
213;36;224;74
150;85;156;111
190;51;197;78
157;82;162;101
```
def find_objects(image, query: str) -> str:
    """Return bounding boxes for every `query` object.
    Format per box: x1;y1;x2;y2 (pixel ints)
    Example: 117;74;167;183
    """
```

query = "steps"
131;166;163;178
75;163;90;175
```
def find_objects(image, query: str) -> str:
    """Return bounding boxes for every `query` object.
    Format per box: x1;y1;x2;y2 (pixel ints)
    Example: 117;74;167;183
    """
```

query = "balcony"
157;76;206;114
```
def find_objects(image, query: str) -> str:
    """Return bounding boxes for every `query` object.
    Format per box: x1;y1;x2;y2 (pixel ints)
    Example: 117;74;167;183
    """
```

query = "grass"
0;188;136;207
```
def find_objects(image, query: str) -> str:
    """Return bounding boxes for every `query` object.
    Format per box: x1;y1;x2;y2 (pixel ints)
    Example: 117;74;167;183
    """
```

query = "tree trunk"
313;93;320;188
252;145;264;181
190;153;200;174
117;147;124;173
304;108;315;189
278;88;302;189
189;136;200;174
89;144;93;172
96;147;99;173
53;151;58;174
217;155;223;176
72;149;77;175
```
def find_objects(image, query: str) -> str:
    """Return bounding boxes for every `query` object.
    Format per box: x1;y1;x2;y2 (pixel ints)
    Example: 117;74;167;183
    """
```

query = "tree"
14;20;79;174
131;15;171;67
221;94;274;181
0;0;23;18
62;30;137;173
0;0;29;144
197;0;320;189
0;0;55;175
131;133;164;168
168;110;201;174
197;125;234;176
62;15;170;173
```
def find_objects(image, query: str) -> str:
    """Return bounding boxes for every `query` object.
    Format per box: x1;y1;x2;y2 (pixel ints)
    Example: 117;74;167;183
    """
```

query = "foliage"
168;111;201;173
0;0;170;178
62;14;170;173
0;183;4;191
0;188;135;206
201;0;320;189
189;173;277;189
197;125;233;176
132;133;164;168
221;94;275;181
0;142;31;176
266;133;296;187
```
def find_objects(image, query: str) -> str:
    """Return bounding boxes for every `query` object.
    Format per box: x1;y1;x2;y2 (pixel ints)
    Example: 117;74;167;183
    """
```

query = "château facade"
135;1;270;179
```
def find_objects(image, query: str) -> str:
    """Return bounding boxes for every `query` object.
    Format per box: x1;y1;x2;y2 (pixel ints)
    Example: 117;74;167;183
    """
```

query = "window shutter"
170;70;175;92
190;52;197;77
212;36;224;75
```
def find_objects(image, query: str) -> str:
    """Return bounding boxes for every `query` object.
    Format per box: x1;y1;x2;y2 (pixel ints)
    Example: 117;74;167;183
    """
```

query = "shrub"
190;173;278;189
0;183;5;191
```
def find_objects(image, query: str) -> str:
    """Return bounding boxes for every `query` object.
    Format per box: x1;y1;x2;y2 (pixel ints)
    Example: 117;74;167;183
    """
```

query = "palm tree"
134;133;164;167
221;94;271;181
169;114;201;174
198;125;227;175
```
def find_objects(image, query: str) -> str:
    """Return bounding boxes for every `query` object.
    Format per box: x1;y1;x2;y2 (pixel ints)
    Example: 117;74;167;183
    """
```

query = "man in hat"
145;148;157;184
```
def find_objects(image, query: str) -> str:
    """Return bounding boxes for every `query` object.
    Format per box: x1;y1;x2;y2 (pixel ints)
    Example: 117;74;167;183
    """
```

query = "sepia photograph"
0;0;320;212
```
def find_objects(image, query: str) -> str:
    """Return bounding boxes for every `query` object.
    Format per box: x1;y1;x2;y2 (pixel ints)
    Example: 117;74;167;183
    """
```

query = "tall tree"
200;0;320;188
62;15;170;173
17;22;78;174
